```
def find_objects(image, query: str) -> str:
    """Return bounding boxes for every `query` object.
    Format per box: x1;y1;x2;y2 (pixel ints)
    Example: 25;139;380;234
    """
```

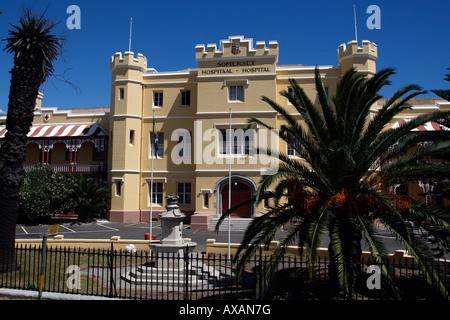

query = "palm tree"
0;9;62;271
70;174;110;223
219;67;450;298
431;68;450;101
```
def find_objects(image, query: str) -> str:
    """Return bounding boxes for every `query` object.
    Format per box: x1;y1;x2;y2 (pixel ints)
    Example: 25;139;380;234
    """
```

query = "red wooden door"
221;182;251;218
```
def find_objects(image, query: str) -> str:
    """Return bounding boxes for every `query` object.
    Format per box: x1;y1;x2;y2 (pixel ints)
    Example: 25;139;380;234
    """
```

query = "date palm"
219;67;450;298
0;9;62;271
70;174;110;223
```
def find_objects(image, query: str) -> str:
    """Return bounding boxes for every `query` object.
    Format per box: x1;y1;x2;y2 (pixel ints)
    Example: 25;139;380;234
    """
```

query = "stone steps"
121;262;234;287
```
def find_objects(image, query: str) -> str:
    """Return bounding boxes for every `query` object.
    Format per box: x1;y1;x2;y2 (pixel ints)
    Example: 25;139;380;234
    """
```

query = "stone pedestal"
148;193;197;269
123;194;205;286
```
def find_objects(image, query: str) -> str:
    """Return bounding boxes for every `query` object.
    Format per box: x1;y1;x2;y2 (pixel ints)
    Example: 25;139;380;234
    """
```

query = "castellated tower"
108;51;147;222
337;40;378;75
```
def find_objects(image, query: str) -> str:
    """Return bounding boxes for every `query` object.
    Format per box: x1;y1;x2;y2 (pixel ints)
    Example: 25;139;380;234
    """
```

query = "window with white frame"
228;85;244;102
113;178;123;197
153;91;163;107
150;182;163;205
150;132;164;158
177;182;191;205
218;128;255;155
287;143;301;157
286;134;301;157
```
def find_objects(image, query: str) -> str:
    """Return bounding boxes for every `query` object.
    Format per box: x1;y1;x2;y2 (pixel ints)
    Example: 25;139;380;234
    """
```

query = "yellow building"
1;36;448;228
0;93;109;179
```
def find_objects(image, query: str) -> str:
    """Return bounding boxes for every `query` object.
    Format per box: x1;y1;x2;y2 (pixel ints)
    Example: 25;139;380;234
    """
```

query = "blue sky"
0;0;449;113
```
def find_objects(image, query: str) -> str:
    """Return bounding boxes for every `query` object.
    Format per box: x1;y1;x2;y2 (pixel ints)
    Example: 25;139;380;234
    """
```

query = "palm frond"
356;214;401;298
2;8;63;80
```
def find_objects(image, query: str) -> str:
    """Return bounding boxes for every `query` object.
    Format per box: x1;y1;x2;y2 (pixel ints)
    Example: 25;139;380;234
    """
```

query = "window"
287;143;300;157
264;197;269;208
177;182;191;205
92;148;104;161
229;85;244;102
129;130;135;146
153;91;163;107
119;88;125;100
150;182;163;205
150;132;164;158
288;87;296;98
286;134;301;157
180;90;190;107
115;180;122;197
203;193;209;208
395;184;408;196
219;128;254;155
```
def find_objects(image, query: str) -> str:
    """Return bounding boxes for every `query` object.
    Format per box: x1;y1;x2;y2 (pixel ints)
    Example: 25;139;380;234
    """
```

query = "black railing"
0;244;448;300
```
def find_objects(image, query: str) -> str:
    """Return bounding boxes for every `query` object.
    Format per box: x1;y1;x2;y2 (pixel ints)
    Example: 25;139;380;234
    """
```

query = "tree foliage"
70;174;110;223
219;67;450;299
18;165;74;224
431;68;450;102
0;9;63;269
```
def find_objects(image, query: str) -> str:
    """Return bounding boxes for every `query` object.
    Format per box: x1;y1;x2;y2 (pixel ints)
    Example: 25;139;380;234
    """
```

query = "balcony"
23;163;106;175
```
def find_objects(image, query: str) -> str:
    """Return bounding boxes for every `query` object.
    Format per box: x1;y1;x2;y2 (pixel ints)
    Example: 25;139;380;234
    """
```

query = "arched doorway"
221;181;252;218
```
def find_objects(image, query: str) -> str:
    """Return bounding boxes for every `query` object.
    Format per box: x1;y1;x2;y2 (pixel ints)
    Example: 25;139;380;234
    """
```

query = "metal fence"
1;244;448;300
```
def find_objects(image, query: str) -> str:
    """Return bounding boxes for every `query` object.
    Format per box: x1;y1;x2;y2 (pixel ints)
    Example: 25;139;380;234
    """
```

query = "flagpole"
149;110;155;253
353;5;358;43
228;107;232;260
128;17;133;52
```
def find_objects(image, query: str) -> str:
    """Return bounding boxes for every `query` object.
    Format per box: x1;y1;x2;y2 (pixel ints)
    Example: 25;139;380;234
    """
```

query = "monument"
121;194;229;289
149;193;196;266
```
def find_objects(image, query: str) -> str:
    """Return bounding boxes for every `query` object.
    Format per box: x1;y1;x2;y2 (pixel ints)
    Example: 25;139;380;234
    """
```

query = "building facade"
1;36;448;228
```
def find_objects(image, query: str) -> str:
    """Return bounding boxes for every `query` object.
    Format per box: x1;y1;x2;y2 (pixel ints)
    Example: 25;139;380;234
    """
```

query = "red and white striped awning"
390;119;447;131
0;124;107;139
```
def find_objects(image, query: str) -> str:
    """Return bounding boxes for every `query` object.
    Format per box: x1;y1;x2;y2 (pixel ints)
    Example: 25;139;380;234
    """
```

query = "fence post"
109;242;116;297
258;245;263;300
38;235;48;300
184;245;189;300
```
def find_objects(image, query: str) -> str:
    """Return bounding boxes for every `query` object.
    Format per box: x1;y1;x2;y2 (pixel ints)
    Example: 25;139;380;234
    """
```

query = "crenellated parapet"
195;35;278;60
338;40;377;62
110;51;147;72
337;40;377;74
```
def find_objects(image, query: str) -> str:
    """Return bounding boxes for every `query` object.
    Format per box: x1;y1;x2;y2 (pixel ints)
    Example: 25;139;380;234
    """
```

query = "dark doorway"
221;181;252;218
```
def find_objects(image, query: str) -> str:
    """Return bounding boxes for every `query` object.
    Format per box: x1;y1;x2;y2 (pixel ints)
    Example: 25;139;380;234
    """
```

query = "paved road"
15;219;419;255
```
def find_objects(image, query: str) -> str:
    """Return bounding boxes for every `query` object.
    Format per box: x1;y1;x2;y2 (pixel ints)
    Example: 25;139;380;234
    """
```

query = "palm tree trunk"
0;191;20;272
327;218;363;298
0;62;41;271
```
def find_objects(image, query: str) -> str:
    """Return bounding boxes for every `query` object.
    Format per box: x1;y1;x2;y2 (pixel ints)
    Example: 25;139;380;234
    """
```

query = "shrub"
18;165;74;224
70;174;110;222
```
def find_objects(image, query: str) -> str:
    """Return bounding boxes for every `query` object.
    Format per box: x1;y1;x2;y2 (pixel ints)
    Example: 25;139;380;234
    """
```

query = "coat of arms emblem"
231;43;240;55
